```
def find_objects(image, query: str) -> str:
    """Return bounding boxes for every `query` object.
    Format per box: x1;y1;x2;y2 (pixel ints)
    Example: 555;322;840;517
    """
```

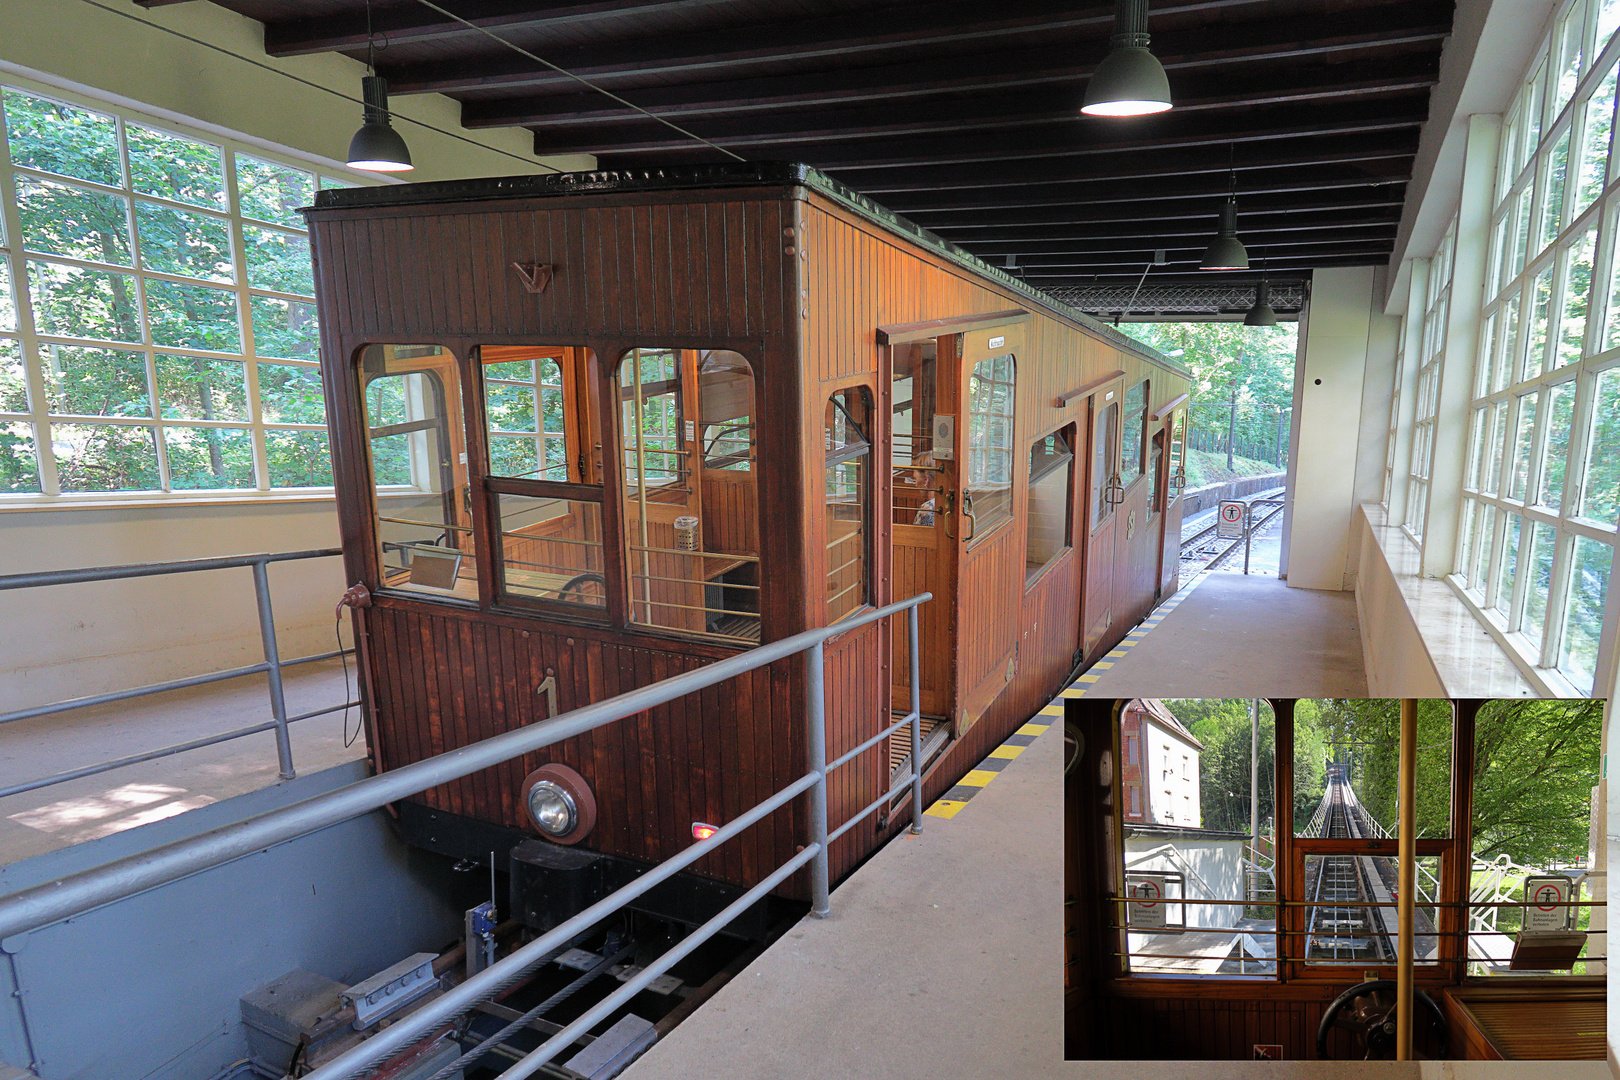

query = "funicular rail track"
1305;767;1397;964
1179;486;1286;572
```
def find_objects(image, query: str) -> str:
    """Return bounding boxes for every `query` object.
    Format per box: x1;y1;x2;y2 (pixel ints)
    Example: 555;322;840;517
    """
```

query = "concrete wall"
1179;472;1287;517
0;761;468;1080
1124;836;1243;929
1285;267;1400;592
1353;513;1448;698
0;0;593;710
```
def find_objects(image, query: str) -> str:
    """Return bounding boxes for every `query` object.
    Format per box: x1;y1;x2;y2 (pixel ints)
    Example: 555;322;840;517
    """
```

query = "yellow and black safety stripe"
923;710;1053;820
1066;572;1205;698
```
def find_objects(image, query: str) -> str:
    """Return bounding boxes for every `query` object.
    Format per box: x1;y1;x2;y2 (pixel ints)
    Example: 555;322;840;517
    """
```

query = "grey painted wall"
0;762;467;1080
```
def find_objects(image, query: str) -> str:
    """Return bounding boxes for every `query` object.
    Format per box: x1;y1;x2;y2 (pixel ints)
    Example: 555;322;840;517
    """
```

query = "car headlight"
528;780;577;837
519;764;596;844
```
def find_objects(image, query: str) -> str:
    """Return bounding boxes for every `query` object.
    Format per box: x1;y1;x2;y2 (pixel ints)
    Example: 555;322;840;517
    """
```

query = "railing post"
908;603;923;834
806;640;830;918
252;558;297;781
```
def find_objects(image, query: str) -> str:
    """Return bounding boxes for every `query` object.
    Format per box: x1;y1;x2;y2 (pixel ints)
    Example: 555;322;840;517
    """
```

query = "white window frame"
0;71;377;507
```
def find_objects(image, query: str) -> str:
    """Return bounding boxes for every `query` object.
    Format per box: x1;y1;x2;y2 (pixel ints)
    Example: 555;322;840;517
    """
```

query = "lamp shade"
1081;46;1173;116
347;75;413;172
1082;1;1172;117
1244;280;1278;326
1200;197;1248;270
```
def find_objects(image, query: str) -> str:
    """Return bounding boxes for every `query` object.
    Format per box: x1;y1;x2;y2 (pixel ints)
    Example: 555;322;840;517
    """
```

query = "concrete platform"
1080;572;1368;699
624;704;1064;1080
0;660;363;864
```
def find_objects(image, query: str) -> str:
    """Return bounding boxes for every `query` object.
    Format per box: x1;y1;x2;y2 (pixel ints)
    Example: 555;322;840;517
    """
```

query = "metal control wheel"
1316;980;1448;1060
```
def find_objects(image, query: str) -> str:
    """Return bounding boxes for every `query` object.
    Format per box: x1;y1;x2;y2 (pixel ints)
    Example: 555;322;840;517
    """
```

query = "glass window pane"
1303;853;1442;966
1496;295;1519;391
1466;407;1487;490
319;175;357;191
1603;0;1620;53
1539;381;1576;510
14;174;131;265
1560;537;1612;691
1457;496;1478;573
1513;185;1534;282
1540;129;1571;251
41;344;149;417
126;124;226;210
483;346;577;483
1508;392;1539;500
487;381;537;432
1471;503;1497;592
496;493;607;613
265;428;332;488
257;361;325;424
1580;366;1620;522
242;224;313;295
0;263;13;332
1469;700;1603;975
235;154;314;229
966;353;1017;537
134;200;233;282
1576;63;1618;217
1527;265;1554;379
1495;513;1523;618
1521;521;1558;647
0;421;41;492
249;295;318;361
0;338;26;413
1293;700;1452;839
155;353;247;421
1553;10;1584;118
26;259;141;343
3;89;120;187
1555;227;1596;367
163;426;254;489
825;386;871;622
145;278;241;353
51;422;160;491
1027;427;1074;580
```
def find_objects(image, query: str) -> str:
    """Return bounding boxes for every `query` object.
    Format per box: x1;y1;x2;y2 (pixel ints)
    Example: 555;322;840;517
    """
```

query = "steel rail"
0;591;931;942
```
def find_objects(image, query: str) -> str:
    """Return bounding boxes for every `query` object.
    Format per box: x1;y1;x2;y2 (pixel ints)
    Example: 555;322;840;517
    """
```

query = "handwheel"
1316;979;1449;1060
558;572;607;604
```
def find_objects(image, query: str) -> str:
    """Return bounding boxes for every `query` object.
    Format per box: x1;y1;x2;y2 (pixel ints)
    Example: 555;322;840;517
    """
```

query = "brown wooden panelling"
312;179;1187;906
366;597;798;888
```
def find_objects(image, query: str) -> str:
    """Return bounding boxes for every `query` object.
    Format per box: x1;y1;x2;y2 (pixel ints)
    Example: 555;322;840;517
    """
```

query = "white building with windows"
1122;698;1203;828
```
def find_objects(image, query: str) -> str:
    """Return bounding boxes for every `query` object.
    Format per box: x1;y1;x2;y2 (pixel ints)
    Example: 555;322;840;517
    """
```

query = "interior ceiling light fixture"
348;1;414;172
1081;0;1173;117
1245;278;1278;326
1201;153;1249;270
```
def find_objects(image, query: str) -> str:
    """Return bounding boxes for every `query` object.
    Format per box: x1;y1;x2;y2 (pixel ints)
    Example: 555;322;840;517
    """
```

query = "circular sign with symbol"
1533;884;1562;912
1221;504;1244;522
1133;880;1161;907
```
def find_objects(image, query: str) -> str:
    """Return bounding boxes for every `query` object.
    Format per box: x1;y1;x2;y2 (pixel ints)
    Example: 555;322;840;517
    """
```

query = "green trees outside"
0;87;337;494
1119;321;1298;486
1174;698;1327;837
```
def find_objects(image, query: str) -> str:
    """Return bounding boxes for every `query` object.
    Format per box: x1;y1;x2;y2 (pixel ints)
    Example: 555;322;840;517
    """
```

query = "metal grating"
1042;281;1308;319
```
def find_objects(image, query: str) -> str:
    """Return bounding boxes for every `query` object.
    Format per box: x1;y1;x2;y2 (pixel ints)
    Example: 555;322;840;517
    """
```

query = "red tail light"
691;822;718;841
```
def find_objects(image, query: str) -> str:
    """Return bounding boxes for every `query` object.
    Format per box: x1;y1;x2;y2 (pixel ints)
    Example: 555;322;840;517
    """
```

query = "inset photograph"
1064;697;1605;1062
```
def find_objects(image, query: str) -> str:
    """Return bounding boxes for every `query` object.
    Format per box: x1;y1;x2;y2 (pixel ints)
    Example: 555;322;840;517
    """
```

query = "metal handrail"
0;548;349;791
0;589;934;1080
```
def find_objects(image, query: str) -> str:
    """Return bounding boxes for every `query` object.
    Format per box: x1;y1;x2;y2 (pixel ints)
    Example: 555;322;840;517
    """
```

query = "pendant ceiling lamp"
1244;278;1278;326
1201;153;1248;270
1081;0;1173;117
347;2;413;172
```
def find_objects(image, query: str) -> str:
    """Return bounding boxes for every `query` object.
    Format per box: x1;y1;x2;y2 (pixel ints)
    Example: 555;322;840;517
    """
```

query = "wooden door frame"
1079;377;1125;663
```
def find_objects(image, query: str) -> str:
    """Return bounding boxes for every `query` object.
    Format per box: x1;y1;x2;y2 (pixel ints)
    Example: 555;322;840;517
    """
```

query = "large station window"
964;353;1015;540
1026;426;1074;582
479;346;607;617
826;386;872;621
619;348;760;642
360;344;477;600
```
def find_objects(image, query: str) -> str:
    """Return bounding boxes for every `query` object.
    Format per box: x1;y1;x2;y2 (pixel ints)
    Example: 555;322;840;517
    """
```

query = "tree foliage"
0;88;332;493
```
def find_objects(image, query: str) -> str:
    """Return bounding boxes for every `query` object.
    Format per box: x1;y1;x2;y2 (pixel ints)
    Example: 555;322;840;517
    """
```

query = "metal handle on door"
961;493;977;541
1105;475;1125;507
942;489;957;538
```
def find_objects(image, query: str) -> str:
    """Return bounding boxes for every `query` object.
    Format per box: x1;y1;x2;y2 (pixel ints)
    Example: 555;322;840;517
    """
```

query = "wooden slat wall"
311;196;789;342
366;600;797;888
890;525;950;716
795;193;1189;853
700;470;758;556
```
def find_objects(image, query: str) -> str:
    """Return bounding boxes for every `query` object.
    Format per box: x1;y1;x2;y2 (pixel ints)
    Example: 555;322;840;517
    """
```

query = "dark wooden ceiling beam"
259;0;746;57
1000;234;1400;266
925;194;1406;230
918;184;1405;232
1018;244;1393;271
895;172;1409;219
382;1;1448;96
466;45;1439;131
958;221;1400;254
584;104;1426;172
1030;256;1387;283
